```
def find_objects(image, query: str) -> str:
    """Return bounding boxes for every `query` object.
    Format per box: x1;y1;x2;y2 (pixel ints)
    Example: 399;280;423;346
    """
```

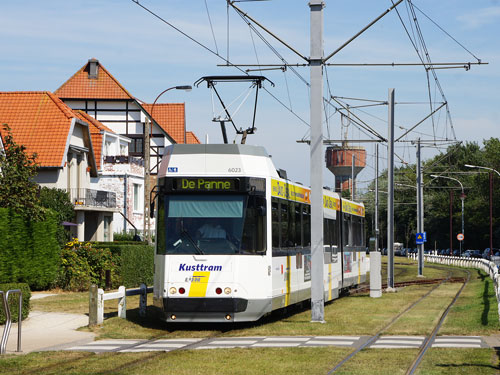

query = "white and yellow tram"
153;144;367;322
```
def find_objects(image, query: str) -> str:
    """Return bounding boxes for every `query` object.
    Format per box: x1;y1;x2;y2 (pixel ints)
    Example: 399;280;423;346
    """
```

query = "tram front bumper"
158;297;271;322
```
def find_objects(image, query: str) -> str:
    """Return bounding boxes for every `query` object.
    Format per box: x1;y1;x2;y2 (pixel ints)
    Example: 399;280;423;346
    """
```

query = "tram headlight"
224;287;231;295
169;287;177;295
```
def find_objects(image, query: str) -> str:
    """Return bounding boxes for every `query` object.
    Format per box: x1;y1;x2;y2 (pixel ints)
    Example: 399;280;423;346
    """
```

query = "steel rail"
406;269;471;375
327;266;454;374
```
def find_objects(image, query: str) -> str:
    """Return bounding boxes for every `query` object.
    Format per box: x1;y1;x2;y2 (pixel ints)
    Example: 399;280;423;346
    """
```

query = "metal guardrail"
88;284;153;326
0;289;22;354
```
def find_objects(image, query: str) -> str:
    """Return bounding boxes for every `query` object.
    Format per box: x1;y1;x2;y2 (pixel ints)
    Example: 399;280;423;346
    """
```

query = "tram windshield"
157;194;266;255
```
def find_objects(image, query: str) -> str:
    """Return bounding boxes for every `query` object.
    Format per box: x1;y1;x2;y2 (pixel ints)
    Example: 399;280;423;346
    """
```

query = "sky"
1;0;499;190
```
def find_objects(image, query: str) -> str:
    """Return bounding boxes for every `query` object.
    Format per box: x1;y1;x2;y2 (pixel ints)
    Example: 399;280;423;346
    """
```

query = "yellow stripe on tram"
357;253;361;284
188;272;211;297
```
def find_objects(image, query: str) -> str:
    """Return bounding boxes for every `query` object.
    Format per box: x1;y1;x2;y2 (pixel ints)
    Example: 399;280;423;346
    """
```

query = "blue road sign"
423;231;427;242
416;233;424;245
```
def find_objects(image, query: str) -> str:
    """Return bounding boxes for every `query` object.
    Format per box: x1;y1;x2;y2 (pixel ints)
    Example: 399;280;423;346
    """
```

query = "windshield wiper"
181;230;204;255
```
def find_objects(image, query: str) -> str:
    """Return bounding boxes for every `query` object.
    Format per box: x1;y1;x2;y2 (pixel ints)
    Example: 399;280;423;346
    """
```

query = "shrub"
0;208;60;290
0;283;30;324
112;231;137;242
57;239;117;291
120;245;155;288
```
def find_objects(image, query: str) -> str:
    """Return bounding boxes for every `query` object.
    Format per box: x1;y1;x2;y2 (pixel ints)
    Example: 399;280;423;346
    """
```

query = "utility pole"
416;139;423;275
309;0;325;323
387;88;395;290
144;117;151;244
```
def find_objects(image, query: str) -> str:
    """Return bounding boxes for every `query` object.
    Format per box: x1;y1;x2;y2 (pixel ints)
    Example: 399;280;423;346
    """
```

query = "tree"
0;124;43;220
39;187;75;246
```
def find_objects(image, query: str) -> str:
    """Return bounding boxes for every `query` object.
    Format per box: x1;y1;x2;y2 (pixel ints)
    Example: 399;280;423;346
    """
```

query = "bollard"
139;283;147;318
370;252;382;298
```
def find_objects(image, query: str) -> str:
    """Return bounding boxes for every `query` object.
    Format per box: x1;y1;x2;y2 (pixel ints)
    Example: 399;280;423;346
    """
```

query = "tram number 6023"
228;167;241;173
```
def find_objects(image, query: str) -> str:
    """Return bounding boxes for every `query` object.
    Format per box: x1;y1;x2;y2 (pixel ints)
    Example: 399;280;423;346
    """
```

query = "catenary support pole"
352;154;355;201
375;144;379;252
490;172;493;255
416;139;423;276
387;88;395;289
309;0;325;322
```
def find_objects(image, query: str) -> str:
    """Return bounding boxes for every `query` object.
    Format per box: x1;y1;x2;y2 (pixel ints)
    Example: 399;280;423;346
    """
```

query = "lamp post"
465;164;500;256
431;174;465;256
144;85;192;244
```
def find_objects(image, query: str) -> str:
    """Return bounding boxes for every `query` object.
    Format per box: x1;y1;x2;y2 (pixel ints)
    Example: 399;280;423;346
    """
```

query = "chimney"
88;58;99;79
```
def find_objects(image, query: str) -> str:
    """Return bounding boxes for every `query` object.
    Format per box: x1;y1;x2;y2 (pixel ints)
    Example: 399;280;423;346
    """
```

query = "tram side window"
323;218;332;263
280;201;292;247
272;198;280;249
241;195;266;254
352;216;364;247
303;205;311;247
288;201;296;247
295;204;302;247
343;213;353;247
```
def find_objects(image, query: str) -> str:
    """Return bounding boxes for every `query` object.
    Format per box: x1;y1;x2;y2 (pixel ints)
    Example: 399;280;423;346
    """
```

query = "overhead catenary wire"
204;0;219;54
130;0;310;130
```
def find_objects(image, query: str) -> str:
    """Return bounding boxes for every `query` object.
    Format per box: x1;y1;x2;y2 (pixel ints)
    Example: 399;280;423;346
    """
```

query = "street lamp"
144;85;192;244
464;164;500;256
430;174;465;256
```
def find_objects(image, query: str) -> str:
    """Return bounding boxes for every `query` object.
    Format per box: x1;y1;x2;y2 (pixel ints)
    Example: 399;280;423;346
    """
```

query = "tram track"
327;264;470;374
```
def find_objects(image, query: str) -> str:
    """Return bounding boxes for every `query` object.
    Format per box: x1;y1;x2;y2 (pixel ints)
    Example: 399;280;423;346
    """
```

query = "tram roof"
166;144;270;157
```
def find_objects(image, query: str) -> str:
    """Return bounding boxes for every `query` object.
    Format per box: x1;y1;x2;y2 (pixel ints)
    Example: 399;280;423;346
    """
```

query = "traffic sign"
457;233;464;241
423;231;427;242
416;233;424;245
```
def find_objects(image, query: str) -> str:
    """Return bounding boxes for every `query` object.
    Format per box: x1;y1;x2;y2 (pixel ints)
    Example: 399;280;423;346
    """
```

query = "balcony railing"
69;188;116;209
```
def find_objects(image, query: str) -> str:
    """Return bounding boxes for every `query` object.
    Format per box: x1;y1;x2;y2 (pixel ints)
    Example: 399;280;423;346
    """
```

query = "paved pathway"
65;335;492;353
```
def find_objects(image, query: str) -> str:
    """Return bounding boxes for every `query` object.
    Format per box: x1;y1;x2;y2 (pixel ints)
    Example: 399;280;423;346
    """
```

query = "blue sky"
1;0;498;188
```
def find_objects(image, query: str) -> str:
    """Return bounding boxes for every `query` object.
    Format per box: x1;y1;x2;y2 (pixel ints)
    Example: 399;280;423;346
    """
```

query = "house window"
104;141;112;156
103;216;111;241
129;137;143;155
133;183;141;212
120;143;128;156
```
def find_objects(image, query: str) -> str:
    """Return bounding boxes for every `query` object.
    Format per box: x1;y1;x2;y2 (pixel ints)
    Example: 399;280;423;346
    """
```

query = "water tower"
326;144;366;195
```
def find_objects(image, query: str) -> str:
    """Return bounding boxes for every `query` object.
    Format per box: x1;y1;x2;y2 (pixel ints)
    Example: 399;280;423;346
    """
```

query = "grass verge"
416;348;499;375
439;268;499;336
0;348;351;375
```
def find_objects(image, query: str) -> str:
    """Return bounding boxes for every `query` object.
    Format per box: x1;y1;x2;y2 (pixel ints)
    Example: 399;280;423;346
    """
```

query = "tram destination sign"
171;177;240;192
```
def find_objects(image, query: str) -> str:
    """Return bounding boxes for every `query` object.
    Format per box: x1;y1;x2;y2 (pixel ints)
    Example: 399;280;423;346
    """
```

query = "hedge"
0;208;59;290
0;283;31;324
120;245;155;288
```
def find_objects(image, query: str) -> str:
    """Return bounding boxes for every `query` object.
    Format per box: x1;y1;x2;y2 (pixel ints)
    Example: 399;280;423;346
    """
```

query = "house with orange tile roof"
55;58;200;177
73;110;146;236
0;91;119;241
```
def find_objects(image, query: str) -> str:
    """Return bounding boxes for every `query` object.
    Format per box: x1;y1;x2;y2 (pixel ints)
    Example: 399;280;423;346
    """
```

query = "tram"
153;144;367;323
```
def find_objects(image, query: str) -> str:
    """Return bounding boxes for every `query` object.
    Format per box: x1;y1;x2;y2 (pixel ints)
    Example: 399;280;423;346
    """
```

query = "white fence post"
97;288;104;325
117;286;126;319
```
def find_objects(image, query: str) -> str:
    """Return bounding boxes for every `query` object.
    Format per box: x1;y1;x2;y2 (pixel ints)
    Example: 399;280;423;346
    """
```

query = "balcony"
69;188;117;209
